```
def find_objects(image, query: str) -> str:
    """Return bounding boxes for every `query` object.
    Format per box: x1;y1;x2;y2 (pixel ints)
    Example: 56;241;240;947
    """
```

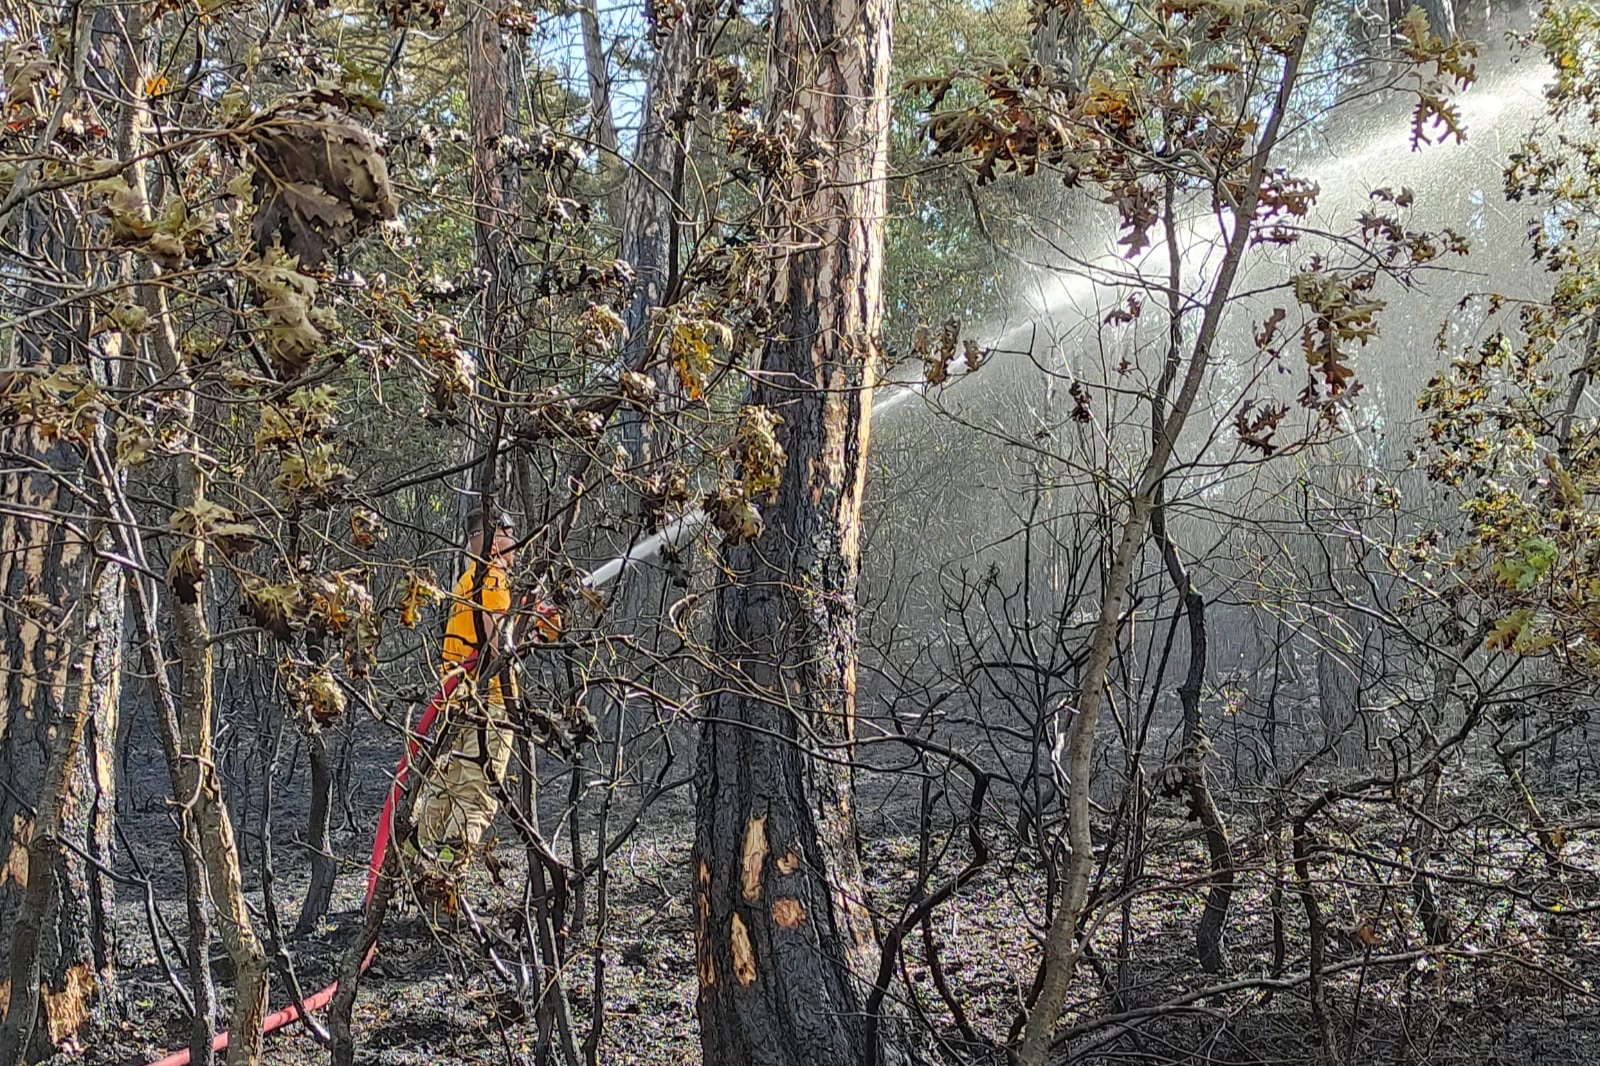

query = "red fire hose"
143;662;472;1066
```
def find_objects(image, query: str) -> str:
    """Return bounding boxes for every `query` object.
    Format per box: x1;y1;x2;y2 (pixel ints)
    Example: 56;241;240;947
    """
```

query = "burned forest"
2;0;1599;1064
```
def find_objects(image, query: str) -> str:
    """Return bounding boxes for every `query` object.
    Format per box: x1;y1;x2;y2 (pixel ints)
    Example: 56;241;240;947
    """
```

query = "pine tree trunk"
467;1;520;362
618;8;700;343
693;1;891;1063
578;0;620;167
615;3;706;482
0;194;122;1061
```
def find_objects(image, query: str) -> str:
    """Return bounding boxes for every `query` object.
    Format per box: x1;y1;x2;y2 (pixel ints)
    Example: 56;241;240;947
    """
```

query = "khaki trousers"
412;692;514;868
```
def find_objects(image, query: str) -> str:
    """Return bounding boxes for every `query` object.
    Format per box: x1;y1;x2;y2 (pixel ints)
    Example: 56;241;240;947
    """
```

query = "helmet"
463;506;515;538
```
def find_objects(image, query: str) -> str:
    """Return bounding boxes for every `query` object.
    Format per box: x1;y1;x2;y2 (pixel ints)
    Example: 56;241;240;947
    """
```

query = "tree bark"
0;546;120;1066
0;609;93;1066
0;192;122;1061
1151;518;1234;975
1150;172;1234;978
467;0;519;362
614;1;707;479
120;537;217;1066
1293;806;1338;1061
578;0;621;168
693;0;892;1063
124;116;266;1057
170;492;270;1066
291;727;337;937
618;5;701;343
112;16;219;1057
328;15;522;1057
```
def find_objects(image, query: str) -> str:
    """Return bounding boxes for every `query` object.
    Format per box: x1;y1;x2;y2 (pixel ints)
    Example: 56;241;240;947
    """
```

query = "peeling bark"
693;0;893;1062
0;550;119;1066
0;171;123;1061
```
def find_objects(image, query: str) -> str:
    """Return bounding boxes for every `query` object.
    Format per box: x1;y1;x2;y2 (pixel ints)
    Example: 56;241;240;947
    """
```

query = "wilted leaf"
703;483;765;544
290;664;347;724
167;544;203;605
241;247;327;379
244;89;398;269
349;506;385;550
170;499;258;560
240;578;304;641
115;420;155;467
729;405;785;500
400;570;443;628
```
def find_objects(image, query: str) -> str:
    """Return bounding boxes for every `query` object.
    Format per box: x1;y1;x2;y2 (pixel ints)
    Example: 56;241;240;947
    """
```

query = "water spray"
134;64;1555;1064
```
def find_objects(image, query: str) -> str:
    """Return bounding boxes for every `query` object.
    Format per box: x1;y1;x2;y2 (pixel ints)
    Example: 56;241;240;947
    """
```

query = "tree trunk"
1293;807;1338;1061
110;18;219;1059
618;6;700;344
578;0;621;169
0;547;121;1066
0;189;122;1061
1151;523;1234;975
1151;173;1233;978
693;0;892;1062
1013;19;1312;1061
126;114;266;1056
328;15;522;1057
468;0;519;363
170;496;270;1066
291;727;336;937
1315;606;1370;767
614;2;706;479
122;555;217;1066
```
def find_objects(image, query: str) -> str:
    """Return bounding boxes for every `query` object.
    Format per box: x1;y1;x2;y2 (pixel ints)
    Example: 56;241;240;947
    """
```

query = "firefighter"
410;508;558;898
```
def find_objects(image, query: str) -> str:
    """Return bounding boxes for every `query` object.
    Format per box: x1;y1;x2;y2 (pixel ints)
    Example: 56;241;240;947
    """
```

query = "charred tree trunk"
1293;806;1338;1061
122;545;218;1066
1149;172;1234;977
329;14;523;1057
692;0;892;1063
291;727;336;936
1150;519;1234;975
0;545;121;1066
0;190;122;1061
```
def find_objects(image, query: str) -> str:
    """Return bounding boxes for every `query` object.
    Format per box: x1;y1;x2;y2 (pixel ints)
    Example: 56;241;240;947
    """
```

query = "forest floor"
85;714;1600;1066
